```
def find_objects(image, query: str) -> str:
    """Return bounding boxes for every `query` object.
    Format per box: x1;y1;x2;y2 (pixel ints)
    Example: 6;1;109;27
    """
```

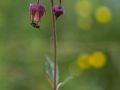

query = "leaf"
45;55;59;86
57;75;74;89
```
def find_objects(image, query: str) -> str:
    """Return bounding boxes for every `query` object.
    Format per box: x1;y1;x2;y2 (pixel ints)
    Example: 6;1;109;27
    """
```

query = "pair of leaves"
45;55;74;89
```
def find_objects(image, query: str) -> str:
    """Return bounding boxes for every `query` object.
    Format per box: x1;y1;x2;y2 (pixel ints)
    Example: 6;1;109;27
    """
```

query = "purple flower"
53;5;64;19
29;3;45;28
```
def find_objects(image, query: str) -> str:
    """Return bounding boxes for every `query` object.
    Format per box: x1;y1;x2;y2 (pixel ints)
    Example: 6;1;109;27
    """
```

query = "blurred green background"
0;0;120;90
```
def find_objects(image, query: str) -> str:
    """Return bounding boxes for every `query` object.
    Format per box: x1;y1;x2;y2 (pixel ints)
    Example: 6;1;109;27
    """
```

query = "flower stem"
37;0;39;3
59;0;61;5
50;0;57;90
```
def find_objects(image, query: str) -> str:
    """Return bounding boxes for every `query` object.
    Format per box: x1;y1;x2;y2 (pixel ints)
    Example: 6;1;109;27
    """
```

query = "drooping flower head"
53;5;64;19
29;2;45;28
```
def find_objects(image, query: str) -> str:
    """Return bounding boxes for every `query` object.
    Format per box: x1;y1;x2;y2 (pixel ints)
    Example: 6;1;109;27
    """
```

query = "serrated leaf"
45;55;59;85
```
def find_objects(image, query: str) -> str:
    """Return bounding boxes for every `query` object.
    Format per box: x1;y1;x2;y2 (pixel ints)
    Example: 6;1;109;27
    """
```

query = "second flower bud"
53;5;64;19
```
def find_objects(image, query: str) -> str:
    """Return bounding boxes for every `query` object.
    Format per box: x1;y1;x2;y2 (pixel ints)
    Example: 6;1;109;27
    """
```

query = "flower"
89;51;106;69
29;3;45;28
53;5;64;19
77;54;91;69
76;51;107;70
95;6;112;24
75;1;93;18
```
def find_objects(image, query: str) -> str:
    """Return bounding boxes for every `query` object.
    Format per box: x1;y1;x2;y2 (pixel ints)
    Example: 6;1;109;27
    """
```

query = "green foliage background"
0;0;120;90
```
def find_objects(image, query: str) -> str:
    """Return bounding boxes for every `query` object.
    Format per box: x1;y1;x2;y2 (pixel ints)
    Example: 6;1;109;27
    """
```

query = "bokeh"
0;0;120;90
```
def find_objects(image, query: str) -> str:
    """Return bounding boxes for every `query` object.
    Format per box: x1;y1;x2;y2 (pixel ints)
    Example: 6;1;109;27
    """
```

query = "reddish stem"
59;0;61;5
37;0;39;3
50;0;57;90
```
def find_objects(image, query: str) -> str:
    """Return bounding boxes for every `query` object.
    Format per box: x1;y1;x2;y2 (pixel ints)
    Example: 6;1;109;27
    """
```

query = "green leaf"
57;75;74;89
45;55;59;85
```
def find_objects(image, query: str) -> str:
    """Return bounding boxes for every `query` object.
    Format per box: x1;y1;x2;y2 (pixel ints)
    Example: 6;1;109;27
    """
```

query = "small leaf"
58;75;74;88
45;55;59;86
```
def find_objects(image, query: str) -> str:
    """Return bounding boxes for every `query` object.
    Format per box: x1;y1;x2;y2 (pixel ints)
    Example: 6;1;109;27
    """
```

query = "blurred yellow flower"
76;51;107;70
77;54;91;69
75;1;93;17
77;17;93;30
95;6;112;24
89;51;106;68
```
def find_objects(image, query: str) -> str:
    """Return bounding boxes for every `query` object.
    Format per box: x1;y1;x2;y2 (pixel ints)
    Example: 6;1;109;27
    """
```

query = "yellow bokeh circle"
77;54;91;69
75;1;93;17
95;6;112;24
89;51;106;68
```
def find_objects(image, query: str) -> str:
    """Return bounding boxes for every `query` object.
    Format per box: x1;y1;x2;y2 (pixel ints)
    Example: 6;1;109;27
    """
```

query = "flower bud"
53;5;64;19
29;3;45;28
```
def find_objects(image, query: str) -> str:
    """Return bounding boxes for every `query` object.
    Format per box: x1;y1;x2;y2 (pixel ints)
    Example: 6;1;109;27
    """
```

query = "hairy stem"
59;0;61;5
37;0;39;3
50;0;57;90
